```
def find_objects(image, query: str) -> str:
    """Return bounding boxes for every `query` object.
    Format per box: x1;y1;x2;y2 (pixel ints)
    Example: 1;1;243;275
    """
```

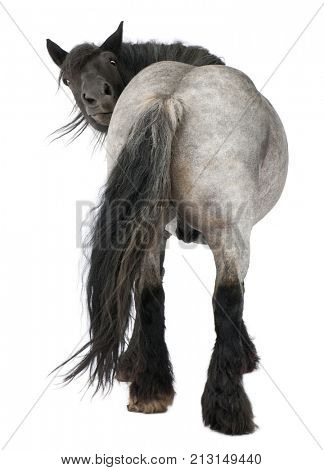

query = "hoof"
201;381;256;435
127;391;174;414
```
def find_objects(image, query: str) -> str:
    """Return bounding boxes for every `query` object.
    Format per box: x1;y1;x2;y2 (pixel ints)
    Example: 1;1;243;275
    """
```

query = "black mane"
118;41;224;82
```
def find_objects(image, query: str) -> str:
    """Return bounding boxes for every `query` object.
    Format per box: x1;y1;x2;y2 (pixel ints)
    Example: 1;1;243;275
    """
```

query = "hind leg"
241;318;259;373
201;227;257;434
238;282;259;374
127;232;174;413
116;230;170;383
115;318;139;382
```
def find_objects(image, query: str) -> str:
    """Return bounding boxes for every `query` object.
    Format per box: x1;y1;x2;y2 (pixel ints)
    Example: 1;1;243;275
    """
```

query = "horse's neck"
119;43;165;82
119;42;224;85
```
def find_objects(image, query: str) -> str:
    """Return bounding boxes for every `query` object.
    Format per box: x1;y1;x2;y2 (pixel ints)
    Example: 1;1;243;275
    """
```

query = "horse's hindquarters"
170;67;263;234
170;65;288;231
106;61;288;235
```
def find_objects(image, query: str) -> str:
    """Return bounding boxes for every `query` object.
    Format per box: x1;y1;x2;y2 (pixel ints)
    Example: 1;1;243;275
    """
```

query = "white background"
1;0;324;468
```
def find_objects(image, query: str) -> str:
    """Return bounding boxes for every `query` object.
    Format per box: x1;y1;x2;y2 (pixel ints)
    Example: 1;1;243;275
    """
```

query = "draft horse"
47;22;288;434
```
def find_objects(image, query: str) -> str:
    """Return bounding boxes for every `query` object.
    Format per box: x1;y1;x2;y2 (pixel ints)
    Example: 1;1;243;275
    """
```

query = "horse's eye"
62;77;70;86
109;59;117;66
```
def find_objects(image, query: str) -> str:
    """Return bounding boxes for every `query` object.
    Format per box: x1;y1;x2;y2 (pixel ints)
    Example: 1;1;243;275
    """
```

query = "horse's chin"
92;112;113;126
88;114;110;133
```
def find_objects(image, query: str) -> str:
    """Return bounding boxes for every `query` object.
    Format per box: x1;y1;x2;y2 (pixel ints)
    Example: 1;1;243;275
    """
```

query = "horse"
47;22;288;435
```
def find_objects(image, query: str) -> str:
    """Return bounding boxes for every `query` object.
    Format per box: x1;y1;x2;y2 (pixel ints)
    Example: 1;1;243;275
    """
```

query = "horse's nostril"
104;83;111;96
82;93;96;105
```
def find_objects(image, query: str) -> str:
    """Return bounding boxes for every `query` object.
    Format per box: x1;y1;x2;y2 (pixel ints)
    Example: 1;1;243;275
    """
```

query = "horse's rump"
107;62;287;230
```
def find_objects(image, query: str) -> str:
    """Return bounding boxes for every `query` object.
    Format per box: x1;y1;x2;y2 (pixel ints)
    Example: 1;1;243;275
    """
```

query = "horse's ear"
100;21;123;55
46;39;68;67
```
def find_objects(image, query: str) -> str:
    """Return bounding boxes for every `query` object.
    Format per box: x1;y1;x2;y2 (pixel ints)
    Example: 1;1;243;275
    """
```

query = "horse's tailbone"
61;95;183;392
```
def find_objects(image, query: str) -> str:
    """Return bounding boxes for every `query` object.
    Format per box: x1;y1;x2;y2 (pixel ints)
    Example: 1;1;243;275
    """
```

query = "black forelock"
60;43;101;80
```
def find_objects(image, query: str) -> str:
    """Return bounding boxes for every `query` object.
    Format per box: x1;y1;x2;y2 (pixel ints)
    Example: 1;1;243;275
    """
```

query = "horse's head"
47;22;125;134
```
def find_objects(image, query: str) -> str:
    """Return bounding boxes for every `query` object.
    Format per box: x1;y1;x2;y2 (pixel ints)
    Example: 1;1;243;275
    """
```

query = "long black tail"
62;96;183;392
